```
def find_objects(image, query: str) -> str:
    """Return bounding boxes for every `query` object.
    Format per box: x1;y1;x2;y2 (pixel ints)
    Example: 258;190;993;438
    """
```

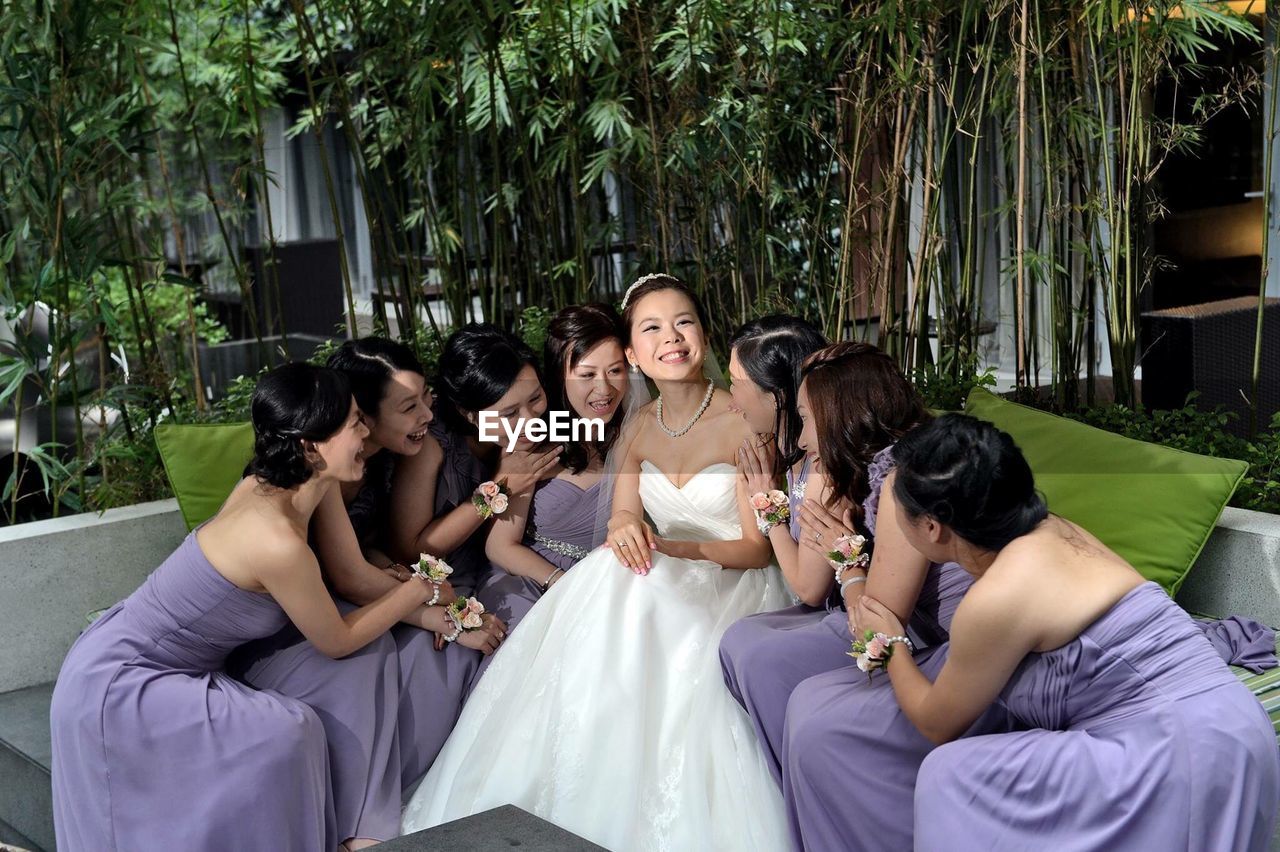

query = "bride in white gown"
401;276;793;850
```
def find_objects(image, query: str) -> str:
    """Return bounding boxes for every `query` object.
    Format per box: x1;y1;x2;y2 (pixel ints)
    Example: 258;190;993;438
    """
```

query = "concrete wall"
0;498;1275;695
0;500;185;693
1178;507;1280;628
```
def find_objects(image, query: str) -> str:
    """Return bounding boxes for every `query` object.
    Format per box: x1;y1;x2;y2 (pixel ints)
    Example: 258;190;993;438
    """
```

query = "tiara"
620;273;673;311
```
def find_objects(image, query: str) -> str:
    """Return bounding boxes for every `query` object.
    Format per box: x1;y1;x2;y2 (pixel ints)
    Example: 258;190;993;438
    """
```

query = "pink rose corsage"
443;596;487;643
472;479;511;519
847;630;913;683
749;490;791;535
827;533;870;581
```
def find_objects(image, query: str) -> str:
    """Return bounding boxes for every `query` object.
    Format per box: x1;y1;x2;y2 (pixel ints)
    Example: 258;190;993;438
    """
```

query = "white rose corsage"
443;596;487;643
749;489;791;535
472;479;511;519
411;553;453;607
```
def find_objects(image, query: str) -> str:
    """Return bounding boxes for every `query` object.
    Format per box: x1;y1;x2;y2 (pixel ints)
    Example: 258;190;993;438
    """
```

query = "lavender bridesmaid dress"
50;533;334;852
720;447;974;783
915;582;1280;851
227;453;405;841
477;476;602;630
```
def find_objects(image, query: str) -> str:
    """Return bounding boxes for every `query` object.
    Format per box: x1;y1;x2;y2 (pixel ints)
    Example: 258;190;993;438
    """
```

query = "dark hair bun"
434;324;540;435
247;362;353;489
892;413;1048;551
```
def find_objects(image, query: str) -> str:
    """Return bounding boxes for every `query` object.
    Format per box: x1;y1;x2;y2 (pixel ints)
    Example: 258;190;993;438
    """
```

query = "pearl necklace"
655;381;716;438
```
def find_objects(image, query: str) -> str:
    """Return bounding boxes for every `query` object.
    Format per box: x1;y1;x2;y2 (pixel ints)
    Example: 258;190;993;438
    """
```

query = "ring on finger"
814;531;822;542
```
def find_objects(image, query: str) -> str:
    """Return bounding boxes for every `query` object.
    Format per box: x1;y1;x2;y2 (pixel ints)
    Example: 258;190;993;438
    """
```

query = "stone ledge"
0;500;186;693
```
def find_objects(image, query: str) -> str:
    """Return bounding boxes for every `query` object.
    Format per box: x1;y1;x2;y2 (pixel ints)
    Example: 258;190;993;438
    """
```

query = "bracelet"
756;516;779;536
542;567;564;590
883;635;914;654
840;575;867;595
426;582;440;607
442;620;463;643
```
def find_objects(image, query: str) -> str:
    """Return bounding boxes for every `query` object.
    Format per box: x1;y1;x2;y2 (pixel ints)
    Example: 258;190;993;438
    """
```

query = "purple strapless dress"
50;533;334;852
476;476;602;631
720;445;974;784
916;582;1280;851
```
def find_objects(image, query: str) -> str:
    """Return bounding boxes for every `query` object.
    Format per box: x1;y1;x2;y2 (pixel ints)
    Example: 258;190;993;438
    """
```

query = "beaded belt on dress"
530;530;590;561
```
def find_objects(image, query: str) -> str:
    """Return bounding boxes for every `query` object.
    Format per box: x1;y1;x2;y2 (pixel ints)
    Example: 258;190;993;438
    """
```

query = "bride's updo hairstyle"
800;341;929;522
619;274;710;343
544;303;625;472
434;323;541;436
892;413;1048;552
326;337;424;418
730;315;826;474
247;362;353;489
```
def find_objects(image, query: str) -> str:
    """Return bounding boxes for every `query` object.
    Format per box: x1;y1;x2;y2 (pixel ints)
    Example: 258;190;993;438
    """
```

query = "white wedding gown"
401;461;793;850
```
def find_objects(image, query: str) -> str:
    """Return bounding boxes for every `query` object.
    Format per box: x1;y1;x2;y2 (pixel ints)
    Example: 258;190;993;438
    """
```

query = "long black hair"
543;303;625;472
434;323;541;435
730;315;826;474
247;362;353;489
326;337;424;418
892;413;1048;551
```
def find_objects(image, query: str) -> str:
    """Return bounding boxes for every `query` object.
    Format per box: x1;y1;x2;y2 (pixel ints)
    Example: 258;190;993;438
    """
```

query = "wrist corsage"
443;596;487;643
411;553;453;607
472;480;511;519
827;533;870;582
749;490;790;535
847;630;913;682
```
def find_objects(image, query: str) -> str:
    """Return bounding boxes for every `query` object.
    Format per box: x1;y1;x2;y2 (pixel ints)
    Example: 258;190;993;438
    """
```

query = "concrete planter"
0;499;185;694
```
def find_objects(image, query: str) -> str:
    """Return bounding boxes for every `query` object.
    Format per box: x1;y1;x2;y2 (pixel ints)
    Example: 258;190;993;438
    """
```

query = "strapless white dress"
400;462;793;850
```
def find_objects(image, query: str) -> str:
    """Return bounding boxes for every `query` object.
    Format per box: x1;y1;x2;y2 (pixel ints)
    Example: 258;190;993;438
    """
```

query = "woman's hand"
798;499;854;557
433;612;507;653
607;510;656;575
380;563;412;582
496;445;562;496
737;436;778;496
456;613;507;655
856;594;906;638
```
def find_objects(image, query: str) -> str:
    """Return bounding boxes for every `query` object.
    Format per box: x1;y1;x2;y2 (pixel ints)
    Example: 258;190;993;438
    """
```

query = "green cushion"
155;422;254;531
964;388;1247;595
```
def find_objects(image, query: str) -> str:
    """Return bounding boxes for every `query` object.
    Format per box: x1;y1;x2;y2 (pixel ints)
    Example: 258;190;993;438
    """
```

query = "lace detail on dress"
862;444;897;537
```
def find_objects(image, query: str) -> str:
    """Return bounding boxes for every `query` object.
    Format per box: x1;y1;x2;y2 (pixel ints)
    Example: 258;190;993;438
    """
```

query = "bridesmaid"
388;324;560;631
856;414;1280;850
50;363;439;852
726;315;829;605
483;304;630;626
313;338;505;793
720;341;975;787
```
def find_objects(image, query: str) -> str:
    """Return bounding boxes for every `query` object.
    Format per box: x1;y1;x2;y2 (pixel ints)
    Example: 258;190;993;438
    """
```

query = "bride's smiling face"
625;289;706;382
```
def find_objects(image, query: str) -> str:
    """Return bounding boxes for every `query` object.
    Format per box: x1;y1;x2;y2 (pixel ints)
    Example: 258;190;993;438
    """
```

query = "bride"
401;275;793;850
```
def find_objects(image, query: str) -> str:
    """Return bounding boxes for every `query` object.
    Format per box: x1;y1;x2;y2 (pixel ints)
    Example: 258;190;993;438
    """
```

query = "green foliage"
517;306;554;357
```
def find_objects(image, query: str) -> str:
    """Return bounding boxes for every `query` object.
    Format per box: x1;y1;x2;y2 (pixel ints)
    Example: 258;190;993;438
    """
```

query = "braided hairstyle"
247;362;353;489
799;341;929;525
892;413;1048;551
